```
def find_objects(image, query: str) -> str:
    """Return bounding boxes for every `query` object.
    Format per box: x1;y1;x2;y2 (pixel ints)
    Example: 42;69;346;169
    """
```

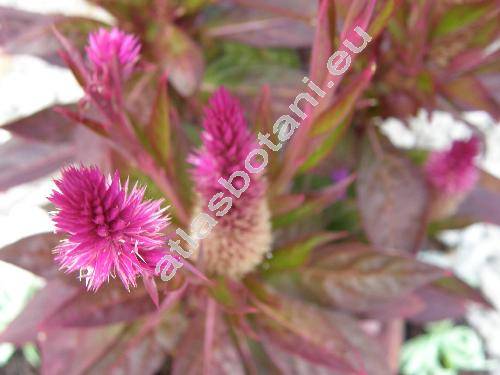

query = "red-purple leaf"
0;7;100;65
0;136;74;191
205;6;313;48
357;147;429;252
0;232;62;279
0;279;79;345
440;75;500;120
42;282;159;328
308;0;335;86
299;242;447;314
84;312;186;375
41;309;186;375
158;24;204;97
409;276;492;323
172;310;245;375
456;186;500;226
254;295;372;374
40;323;125;375
2;106;75;143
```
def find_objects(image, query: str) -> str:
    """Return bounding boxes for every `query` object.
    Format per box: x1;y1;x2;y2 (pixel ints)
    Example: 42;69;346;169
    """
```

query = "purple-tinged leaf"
456;177;500;226
269;193;305;216
299;242;448;314
367;0;401;40
2;107;75;143
54;106;109;137
272;174;355;227
410;275;492;323
0;232;62;279
232;0;316;20
42;282;159;328
357;146;429;252
205;6;313;48
308;0;335;87
0;279;79;345
254;295;366;374
40;324;125;375
341;0;376;41
85;311;186;375
298;64;375;173
172;310;245;375
158;24;204;97
142;274;159;308
440;75;500;120
42;308;186;375
0;136;74;191
0;7;99;65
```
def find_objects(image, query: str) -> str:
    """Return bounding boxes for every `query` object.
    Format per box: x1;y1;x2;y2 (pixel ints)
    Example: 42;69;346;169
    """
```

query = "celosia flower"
49;166;168;291
425;137;480;195
86;27;140;79
189;87;262;201
189;87;271;278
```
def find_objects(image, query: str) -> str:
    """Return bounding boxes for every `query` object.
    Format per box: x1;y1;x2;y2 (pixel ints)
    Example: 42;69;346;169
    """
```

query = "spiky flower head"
189;87;271;278
49;166;168;291
189;87;263;202
425;137;480;195
86;27;140;79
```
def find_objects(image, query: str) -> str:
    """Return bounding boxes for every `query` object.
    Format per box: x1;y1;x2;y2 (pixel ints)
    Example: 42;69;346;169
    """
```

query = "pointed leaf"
43;282;159;328
0;232;62;279
299;242;448;313
272;174;355;228
264;231;348;273
0;280;78;345
145;78;172;166
357;147;429;252
172;310;245;375
158;24;204;97
0;136;74;191
440;75;500;119
254;295;364;374
2;107;74;143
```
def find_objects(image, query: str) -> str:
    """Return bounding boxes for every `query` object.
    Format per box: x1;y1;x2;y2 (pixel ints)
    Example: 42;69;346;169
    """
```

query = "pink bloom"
49;166;168;291
188;88;271;278
86;27;140;79
189;87;263;202
425;137;480;195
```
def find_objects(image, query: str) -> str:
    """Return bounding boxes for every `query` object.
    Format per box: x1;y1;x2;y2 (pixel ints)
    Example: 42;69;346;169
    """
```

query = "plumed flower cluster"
425;137;480;195
188;88;271;278
189;87;264;202
86;27;140;79
49;166;168;291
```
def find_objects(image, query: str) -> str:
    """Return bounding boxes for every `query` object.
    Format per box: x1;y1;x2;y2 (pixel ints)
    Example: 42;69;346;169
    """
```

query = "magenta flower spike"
425;136;480;195
189;88;271;278
86;27;140;80
49;166;168;291
189;87;263;201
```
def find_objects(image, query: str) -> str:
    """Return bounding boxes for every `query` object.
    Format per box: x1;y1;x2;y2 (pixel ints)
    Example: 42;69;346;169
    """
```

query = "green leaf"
146;78;172;166
272;175;355;228
433;2;492;38
264;232;347;273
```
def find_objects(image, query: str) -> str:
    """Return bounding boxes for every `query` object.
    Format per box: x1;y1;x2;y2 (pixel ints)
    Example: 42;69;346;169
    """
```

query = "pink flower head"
425;137;480;195
189;87;263;201
86;27;140;79
49;166;168;291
